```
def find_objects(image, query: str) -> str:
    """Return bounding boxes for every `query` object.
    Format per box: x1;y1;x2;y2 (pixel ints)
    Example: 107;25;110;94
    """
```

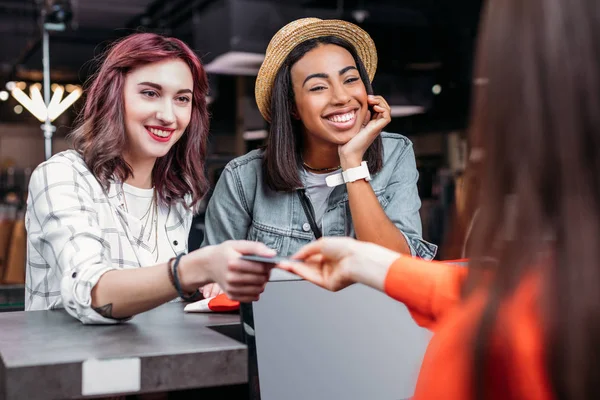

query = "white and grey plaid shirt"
25;150;192;324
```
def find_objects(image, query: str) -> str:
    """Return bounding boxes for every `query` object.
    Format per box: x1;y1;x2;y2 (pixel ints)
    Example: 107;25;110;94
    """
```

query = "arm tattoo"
93;303;115;319
93;303;131;321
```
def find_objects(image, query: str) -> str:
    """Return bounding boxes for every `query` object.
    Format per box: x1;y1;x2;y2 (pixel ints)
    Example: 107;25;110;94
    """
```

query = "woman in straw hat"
201;18;435;296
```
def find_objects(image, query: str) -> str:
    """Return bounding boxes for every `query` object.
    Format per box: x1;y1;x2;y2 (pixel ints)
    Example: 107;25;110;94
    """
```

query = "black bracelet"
171;253;202;302
167;257;178;292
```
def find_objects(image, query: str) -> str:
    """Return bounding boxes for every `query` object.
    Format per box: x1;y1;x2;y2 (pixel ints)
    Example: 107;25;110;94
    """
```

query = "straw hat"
255;17;378;122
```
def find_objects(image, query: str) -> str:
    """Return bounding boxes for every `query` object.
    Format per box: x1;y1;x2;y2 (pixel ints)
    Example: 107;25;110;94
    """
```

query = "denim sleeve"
385;142;438;260
201;166;251;247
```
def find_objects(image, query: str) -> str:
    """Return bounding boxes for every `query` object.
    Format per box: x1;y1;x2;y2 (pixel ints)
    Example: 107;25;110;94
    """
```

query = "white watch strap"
342;161;371;183
325;173;345;187
325;161;370;187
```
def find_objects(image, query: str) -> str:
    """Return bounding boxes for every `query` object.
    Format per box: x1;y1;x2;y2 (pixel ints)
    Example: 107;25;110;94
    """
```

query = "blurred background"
0;0;483;309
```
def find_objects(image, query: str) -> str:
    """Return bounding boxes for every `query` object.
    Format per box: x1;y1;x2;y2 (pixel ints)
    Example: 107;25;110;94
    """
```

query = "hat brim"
255;19;378;122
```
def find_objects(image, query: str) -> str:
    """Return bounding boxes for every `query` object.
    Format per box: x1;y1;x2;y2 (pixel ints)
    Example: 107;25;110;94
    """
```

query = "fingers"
225;281;269;303
305;253;324;265
209;284;223;298
221;265;272;302
201;283;223;298
229;259;274;275
278;254;322;275
278;260;325;285
226;270;271;286
202;283;215;298
225;259;272;287
367;95;390;109
226;240;277;257
291;239;326;260
366;95;391;122
371;105;388;114
292;237;356;261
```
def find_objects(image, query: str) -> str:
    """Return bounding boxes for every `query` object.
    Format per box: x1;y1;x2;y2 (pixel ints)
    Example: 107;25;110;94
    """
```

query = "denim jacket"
202;132;437;259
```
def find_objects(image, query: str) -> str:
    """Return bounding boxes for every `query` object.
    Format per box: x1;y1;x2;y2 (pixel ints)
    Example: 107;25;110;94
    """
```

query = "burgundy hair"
70;32;209;209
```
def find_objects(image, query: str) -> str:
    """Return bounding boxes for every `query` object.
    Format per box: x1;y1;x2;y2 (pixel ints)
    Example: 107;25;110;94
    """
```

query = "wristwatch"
343;161;371;183
326;161;371;187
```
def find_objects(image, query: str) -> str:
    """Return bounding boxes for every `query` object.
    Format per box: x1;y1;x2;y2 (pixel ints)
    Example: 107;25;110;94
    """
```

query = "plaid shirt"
25;150;192;324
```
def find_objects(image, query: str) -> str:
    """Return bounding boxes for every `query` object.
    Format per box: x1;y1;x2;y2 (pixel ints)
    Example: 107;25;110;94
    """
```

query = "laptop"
241;269;433;400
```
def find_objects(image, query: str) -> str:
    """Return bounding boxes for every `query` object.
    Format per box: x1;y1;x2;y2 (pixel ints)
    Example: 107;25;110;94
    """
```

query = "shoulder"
380;131;413;150
32;150;91;177
380;132;415;163
225;148;264;172
220;149;265;188
211;149;265;204
29;150;98;194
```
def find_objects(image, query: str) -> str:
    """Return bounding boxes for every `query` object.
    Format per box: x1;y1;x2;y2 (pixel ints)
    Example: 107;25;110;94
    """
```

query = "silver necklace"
121;185;160;262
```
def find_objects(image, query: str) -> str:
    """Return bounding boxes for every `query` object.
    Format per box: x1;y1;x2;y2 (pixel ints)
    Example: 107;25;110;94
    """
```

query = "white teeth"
326;111;355;123
148;127;170;137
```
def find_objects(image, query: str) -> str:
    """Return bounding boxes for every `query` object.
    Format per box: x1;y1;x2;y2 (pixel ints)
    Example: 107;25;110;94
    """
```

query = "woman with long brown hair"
279;0;600;398
25;33;275;324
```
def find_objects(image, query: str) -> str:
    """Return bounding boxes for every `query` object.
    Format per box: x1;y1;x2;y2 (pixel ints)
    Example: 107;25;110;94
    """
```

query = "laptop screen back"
250;271;432;400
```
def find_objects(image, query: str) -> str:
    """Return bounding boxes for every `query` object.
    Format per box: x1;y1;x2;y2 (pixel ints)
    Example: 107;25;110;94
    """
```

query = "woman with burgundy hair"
24;33;275;324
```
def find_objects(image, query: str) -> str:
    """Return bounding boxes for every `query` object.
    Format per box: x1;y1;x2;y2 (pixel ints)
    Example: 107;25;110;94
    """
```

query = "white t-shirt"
301;169;339;227
122;183;177;265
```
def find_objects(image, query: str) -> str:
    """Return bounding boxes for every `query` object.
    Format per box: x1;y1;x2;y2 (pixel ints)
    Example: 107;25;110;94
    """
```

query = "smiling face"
122;58;193;163
290;43;369;147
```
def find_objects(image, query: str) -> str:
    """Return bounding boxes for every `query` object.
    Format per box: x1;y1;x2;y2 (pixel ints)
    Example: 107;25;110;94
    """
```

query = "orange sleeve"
383;257;468;330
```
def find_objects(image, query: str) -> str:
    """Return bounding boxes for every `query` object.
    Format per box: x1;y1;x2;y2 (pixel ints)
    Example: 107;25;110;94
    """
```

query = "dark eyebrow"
302;66;358;87
339;65;358;75
138;82;192;95
303;73;329;87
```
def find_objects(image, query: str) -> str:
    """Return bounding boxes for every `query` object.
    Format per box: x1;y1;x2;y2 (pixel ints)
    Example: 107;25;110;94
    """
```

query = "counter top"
0;303;246;399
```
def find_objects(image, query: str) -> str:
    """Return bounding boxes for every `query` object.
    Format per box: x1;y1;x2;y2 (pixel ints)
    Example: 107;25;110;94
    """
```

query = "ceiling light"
204;52;265;76
243;130;268;141
14;105;23;114
11;87;47;121
389;105;426;118
10;83;82;122
352;9;370;23
0;91;8;101
47;87;82;121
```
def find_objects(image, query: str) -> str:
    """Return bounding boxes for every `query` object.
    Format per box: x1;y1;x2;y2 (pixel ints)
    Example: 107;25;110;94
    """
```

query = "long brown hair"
465;0;600;398
70;33;210;208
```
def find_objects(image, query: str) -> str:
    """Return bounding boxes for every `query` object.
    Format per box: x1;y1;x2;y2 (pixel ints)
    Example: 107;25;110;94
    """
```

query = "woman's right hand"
278;237;400;293
181;241;276;302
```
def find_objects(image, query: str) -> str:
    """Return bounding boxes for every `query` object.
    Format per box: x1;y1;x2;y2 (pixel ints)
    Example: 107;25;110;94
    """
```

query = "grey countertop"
0;303;247;399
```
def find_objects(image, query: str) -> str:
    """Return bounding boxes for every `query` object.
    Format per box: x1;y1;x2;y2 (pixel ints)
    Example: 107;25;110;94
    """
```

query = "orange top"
384;257;553;400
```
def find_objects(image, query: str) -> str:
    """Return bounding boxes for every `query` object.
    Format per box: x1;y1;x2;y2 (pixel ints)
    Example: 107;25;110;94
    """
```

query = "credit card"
240;254;295;264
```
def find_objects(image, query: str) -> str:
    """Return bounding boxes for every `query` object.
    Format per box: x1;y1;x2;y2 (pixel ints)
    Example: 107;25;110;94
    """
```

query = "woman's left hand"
201;283;224;298
338;95;391;169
